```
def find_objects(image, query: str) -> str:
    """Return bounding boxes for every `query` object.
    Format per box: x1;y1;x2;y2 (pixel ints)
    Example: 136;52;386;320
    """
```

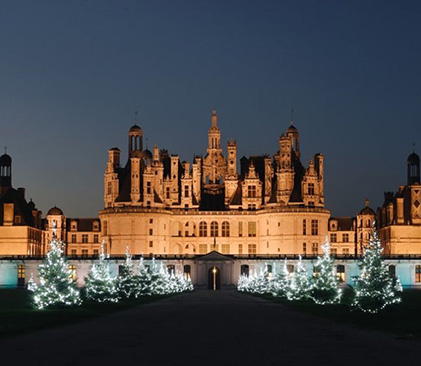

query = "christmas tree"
133;257;152;298
85;243;119;303
271;259;291;298
352;229;402;313
237;274;250;292
287;255;312;300
30;235;82;310
116;247;137;298
311;240;342;305
250;265;271;294
150;260;171;295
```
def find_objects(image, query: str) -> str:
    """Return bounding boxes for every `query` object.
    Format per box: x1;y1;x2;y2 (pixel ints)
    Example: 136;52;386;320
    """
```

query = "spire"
212;110;218;127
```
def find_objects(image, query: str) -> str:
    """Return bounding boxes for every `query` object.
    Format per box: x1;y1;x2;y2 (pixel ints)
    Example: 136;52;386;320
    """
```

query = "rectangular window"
93;234;99;243
303;242;307;254
17;265;25;287
330;233;337;243
93;249;99;256
149;228;153;236
331;248;337;255
71;249;77;256
149;218;153;224
248;244;257;254
146;181;151;195
303;220;306;235
221;244;230;254
311;220;318;235
343;248;350;255
103;221;108;236
81;249;88;257
415;264;421;282
71;234;77;243
149;241;153;248
248;185;256;198
308;183;315;195
343;233;349;243
238;244;243;255
82;234;88;243
107;181;112;195
199;244;207;254
68;265;77;281
312;242;318;255
238;222;243;237
184;186;189;198
248;222;257;237
166;187;170;199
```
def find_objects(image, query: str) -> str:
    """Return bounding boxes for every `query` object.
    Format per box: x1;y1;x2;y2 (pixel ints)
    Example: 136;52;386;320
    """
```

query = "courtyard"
0;289;420;365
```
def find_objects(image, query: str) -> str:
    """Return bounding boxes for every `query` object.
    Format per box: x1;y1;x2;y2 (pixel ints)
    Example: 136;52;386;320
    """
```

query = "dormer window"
308;183;315;195
248;185;256;198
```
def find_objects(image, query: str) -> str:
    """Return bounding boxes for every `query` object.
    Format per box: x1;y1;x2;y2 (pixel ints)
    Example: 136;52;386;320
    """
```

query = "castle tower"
0;152;12;194
104;148;120;208
285;112;300;158
129;124;143;158
202;110;227;185
408;151;420;185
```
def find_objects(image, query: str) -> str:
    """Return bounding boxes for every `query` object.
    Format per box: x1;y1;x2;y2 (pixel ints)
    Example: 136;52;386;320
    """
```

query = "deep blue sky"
1;0;420;218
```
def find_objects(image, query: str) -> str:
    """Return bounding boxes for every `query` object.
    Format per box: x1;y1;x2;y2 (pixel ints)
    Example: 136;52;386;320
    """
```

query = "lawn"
0;289;174;339
256;287;421;339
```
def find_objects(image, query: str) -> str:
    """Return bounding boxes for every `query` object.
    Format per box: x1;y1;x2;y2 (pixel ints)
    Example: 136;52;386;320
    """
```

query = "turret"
0;152;12;194
129;124;143;158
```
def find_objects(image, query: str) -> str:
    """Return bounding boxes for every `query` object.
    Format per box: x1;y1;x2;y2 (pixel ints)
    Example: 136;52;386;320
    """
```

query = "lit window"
336;265;345;283
68;265;77;281
248;244;257;254
221;244;230;254
199;244;207;254
415;265;421;283
238;244;243;255
248;222;257;237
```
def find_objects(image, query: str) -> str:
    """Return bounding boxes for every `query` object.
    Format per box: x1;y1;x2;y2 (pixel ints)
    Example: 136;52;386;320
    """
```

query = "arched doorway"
208;266;221;290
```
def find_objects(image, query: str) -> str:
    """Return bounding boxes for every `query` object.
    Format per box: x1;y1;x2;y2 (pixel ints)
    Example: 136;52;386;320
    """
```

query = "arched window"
240;264;249;276
210;221;218;237
199;222;207;237
221;221;230;237
336;264;345;283
388;265;396;278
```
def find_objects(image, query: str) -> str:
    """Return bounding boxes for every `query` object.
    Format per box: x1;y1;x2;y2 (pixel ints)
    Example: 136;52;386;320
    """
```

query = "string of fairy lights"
238;234;402;313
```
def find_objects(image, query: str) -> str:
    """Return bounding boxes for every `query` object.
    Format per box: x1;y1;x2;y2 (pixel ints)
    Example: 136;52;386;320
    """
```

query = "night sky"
1;0;420;218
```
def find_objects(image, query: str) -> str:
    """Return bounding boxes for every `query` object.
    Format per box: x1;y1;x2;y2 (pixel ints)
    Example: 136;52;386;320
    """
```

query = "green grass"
0;289;176;339
254;287;421;339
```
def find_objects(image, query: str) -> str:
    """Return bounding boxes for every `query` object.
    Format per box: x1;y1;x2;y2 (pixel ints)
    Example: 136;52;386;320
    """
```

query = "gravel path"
0;290;418;366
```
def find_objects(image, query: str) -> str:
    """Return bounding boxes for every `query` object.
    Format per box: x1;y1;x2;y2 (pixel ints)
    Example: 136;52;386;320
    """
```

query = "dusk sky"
1;0;420;218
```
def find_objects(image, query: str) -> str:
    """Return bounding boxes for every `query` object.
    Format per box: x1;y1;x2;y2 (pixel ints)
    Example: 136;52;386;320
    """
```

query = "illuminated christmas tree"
116;247;137;298
287;255;312;300
30;235;82;310
311;240;341;305
237;274;250;292
271;259;291;298
352;230;402;313
150;260;171;295
133;257;152;297
250;265;271;294
85;243;119;303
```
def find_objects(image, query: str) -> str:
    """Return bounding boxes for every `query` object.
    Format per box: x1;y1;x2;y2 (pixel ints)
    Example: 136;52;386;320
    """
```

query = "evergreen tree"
31;237;82;310
116;247;137;298
85;244;119;303
271;259;291;298
250;266;270;294
133;257;152;297
352;230;402;313
287;255;312;300
150;260;171;295
311;241;342;305
237;274;250;292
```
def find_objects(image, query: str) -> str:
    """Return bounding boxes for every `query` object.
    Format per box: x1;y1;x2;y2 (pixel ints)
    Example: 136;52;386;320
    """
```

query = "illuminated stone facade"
99;111;330;256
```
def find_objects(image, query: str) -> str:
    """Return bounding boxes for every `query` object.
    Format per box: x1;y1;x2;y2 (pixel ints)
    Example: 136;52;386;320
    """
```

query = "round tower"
0;152;12;192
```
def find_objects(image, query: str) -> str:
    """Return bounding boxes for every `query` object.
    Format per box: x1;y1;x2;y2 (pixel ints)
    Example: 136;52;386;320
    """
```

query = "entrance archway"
208;266;221;290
